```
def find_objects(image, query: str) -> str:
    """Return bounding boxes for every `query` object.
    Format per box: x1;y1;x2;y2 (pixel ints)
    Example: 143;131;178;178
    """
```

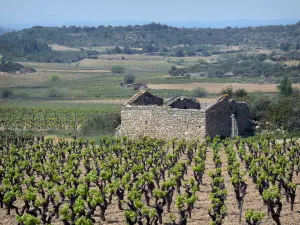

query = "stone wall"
231;100;253;136
121;106;206;140
205;96;233;138
205;96;253;138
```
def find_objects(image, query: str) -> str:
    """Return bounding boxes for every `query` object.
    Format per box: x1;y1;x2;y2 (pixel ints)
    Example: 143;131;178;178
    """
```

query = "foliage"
1;23;300;51
190;87;208;97
0;101;120;131
277;76;292;97
124;74;136;84
175;49;185;57
81;113;121;135
0;131;299;225
111;65;125;74
168;53;300;78
16;213;41;225
221;86;233;98
245;210;265;225
49;74;61;82
235;88;248;97
246;94;300;132
1;88;14;98
0;38;99;63
0;60;24;73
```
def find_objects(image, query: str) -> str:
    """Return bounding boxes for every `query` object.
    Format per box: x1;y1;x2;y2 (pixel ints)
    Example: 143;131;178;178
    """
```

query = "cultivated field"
78;59;170;72
148;83;300;93
97;54;165;61
282;61;300;67
0;71;103;88
0;135;299;225
49;44;80;51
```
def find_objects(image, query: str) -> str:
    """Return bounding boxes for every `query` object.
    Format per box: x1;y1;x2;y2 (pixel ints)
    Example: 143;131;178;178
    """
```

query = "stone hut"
120;91;253;139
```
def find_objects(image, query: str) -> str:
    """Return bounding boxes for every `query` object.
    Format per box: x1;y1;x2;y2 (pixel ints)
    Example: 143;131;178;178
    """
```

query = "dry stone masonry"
120;91;253;140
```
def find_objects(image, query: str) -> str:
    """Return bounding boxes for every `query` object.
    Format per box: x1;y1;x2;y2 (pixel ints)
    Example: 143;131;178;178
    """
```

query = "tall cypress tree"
277;76;292;97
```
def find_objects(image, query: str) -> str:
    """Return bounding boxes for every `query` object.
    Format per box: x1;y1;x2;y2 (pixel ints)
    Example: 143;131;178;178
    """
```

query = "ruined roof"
124;90;146;106
164;96;201;109
124;91;163;106
163;96;186;106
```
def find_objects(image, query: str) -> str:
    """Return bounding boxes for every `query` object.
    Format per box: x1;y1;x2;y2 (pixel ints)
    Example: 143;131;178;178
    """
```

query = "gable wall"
205;97;233;138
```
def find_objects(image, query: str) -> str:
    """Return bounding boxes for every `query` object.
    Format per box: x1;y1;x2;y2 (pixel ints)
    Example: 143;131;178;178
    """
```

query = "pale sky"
0;0;300;26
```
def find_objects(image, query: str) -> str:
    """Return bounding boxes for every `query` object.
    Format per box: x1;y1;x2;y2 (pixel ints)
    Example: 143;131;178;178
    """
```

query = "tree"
124;46;133;54
277;76;292;97
124;74;136;85
1;88;13;98
185;50;196;56
280;43;290;52
175;49;185;57
114;46;122;54
235;89;248;97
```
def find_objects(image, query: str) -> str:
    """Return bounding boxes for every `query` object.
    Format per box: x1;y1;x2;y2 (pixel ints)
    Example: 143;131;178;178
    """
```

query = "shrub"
235;88;248;97
1;88;13;98
81;113;121;136
124;74;136;85
111;65;125;74
47;88;62;98
191;87;208;98
221;86;233;98
49;74;60;82
277;76;292;97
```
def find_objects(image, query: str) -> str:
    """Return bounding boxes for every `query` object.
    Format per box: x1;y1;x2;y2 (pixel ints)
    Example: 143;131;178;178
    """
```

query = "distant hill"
0;22;300;62
0;27;11;36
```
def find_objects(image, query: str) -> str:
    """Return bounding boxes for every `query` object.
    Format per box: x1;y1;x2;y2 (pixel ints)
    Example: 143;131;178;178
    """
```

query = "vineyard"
0;134;299;225
78;59;170;72
0;102;120;131
96;54;165;61
19;55;171;74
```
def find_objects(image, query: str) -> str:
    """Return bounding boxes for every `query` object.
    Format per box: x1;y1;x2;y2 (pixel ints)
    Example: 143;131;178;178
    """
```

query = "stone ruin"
119;91;253;139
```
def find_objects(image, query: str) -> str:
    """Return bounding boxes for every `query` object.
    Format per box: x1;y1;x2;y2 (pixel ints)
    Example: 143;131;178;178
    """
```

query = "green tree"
114;46;122;54
124;74;136;84
277;76;292;97
176;49;185;57
1;88;14;98
235;89;248;97
124;46;133;54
